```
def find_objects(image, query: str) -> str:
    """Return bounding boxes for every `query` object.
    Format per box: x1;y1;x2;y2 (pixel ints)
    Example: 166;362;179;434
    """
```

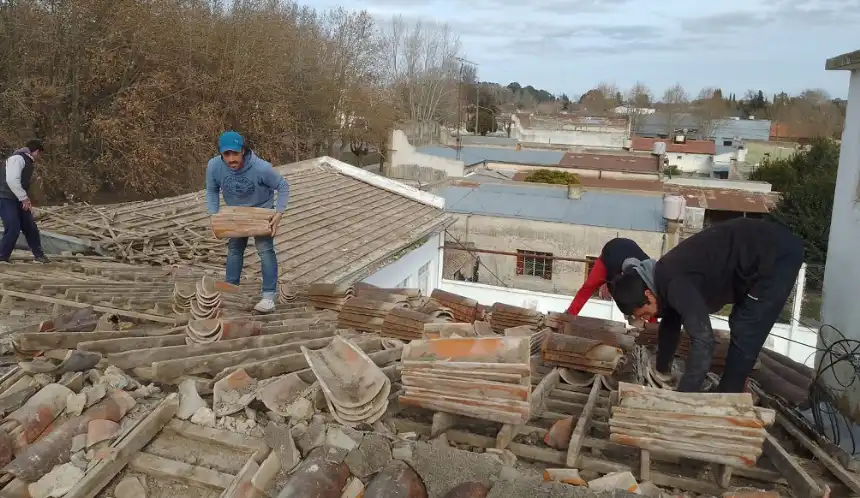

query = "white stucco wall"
363;232;443;296
510;115;628;149
445;214;665;295
666;152;714;175
820;65;860;413
441;279;818;367
389;130;465;178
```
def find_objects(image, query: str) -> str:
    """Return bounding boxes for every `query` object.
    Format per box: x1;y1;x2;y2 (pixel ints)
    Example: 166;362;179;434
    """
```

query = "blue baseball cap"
218;131;244;154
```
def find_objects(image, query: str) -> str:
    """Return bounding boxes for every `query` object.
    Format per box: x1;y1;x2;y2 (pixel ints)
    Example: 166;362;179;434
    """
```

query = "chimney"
567;183;582;200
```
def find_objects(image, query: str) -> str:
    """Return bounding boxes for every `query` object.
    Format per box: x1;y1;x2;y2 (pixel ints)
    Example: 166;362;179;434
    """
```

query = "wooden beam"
762;433;826;498
0;288;178;324
777;414;860;494
63;394;179;498
130;453;234;490
566;376;601;467
529;367;560;417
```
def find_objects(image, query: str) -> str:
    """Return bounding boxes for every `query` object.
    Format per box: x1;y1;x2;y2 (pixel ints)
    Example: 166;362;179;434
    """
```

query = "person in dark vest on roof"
0;139;49;263
565;237;656;323
608;217;804;393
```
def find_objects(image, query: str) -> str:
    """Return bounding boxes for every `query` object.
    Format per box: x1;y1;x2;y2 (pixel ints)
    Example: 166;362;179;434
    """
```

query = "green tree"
524;169;580;185
748;138;839;264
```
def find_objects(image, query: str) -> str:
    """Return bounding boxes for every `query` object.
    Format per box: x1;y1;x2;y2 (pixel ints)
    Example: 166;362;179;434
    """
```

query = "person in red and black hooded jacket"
565;237;656;323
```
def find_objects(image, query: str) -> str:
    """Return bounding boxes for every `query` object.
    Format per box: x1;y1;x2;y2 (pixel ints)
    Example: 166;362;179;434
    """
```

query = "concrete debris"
213;368;257;417
83;383;107;407
33;373;54;387
399;432;418;441
218;415;259;435
86;419;120;448
70;434;87;453
131;383;160;399
409;442;501;498
391;441;413;463
258;373;311;417
65;391;87;417
264;423;300;472
86;369;102;384
266;411;287;423
59;372;85;392
115;475;148;498
286;397;315;424
252;451;281;494
190;407;216;427
28;462;85;498
638;481;668;498
341;476;365;498
484;448;516;467
345;433;392;478
69;450;88;470
722;491;782;498
326;426;361;452
177;378;207;420
587;472;641;494
101;365;132;390
326;446;350;464
296;419;326;457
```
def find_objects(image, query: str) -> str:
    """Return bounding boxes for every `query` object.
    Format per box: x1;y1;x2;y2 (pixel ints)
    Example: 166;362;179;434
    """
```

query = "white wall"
389;130;465;178
510;115;627;149
363;233;443;295
441;279;818;367
666;152;713;175
820;66;860;411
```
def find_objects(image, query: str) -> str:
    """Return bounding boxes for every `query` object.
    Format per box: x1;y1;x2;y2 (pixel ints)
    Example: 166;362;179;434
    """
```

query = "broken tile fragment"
177;378;207;420
28;463;84;498
326;426;360;451
87;419;120;448
190;407;216;427
340;477;365;498
543;468;586;486
345;433;392;479
264;423;300;472
65;392;87;416
587;471;640;494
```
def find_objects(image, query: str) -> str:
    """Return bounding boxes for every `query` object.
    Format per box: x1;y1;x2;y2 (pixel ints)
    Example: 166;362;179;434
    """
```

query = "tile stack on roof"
631;136;716;155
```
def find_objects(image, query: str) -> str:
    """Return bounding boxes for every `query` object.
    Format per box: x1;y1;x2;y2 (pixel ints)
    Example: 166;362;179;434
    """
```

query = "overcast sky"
303;0;859;100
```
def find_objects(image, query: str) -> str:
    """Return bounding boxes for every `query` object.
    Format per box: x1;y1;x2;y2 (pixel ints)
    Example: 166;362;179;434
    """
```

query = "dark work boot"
34;255;51;264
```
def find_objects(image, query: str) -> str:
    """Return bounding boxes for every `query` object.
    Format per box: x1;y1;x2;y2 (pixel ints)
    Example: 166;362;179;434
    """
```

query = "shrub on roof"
523;169;581;185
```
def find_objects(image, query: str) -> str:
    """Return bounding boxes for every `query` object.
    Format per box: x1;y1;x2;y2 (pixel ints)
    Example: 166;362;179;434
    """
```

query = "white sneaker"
253;298;276;313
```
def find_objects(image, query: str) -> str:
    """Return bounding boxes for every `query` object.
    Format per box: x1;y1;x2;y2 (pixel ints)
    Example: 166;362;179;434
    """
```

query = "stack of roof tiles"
307;283;354;312
541;332;624;376
380;308;437;341
337;297;408;334
399;336;531;425
488;303;543;334
429;289;482;323
636;323;730;372
609;382;775;468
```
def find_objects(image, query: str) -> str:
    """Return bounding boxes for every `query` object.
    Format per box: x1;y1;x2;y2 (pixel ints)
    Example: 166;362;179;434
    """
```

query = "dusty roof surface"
33;157;453;285
416;146;565;167
515;113;627;130
559;152;660;173
665;185;779;213
631;136;716;155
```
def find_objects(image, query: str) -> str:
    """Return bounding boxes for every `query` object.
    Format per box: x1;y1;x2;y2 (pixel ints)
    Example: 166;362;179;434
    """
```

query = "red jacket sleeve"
566;258;608;315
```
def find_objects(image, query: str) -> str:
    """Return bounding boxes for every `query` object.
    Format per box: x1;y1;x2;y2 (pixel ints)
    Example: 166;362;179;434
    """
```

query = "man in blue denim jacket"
205;131;290;313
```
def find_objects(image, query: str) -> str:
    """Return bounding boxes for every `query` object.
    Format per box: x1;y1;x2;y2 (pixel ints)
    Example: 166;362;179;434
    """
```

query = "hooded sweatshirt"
205;152;289;215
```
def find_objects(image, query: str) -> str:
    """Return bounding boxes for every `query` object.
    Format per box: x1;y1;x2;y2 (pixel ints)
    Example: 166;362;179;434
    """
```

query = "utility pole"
454;57;478;160
475;85;480;136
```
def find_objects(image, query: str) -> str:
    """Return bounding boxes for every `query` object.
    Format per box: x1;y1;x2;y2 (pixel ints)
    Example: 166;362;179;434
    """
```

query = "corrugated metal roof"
416;146;565;167
459;135;519;146
436;184;665;232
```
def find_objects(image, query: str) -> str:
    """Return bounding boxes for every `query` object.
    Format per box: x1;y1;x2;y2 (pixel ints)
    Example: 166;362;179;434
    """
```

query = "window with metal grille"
516;250;553;280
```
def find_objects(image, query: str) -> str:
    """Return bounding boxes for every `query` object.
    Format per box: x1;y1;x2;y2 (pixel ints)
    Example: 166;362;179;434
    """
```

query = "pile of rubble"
0;260;852;498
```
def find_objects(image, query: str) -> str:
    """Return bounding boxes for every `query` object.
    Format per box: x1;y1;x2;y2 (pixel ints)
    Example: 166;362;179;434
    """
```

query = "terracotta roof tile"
664;185;778;214
631;136;716;155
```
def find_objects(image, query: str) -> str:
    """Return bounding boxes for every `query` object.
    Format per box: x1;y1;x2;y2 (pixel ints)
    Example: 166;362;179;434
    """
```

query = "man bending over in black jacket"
609;217;804;393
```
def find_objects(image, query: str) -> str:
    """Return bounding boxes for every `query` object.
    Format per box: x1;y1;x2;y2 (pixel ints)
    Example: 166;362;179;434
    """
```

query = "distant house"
510;113;629;149
635;114;771;143
433;182;665;295
630;136;716;175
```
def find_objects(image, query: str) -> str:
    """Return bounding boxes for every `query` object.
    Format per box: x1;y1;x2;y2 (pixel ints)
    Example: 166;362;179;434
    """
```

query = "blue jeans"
225;236;278;300
0;198;44;261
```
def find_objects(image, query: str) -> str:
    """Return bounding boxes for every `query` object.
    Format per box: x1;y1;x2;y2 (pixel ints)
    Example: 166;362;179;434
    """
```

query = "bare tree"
378;15;462;138
692;87;729;138
580;81;619;115
623;81;653;131
660;83;690;135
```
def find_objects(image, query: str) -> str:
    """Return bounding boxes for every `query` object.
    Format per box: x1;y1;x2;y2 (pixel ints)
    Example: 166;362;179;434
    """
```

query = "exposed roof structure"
665;185;779;213
631;136;716;155
436;183;664;232
32;157;453;285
